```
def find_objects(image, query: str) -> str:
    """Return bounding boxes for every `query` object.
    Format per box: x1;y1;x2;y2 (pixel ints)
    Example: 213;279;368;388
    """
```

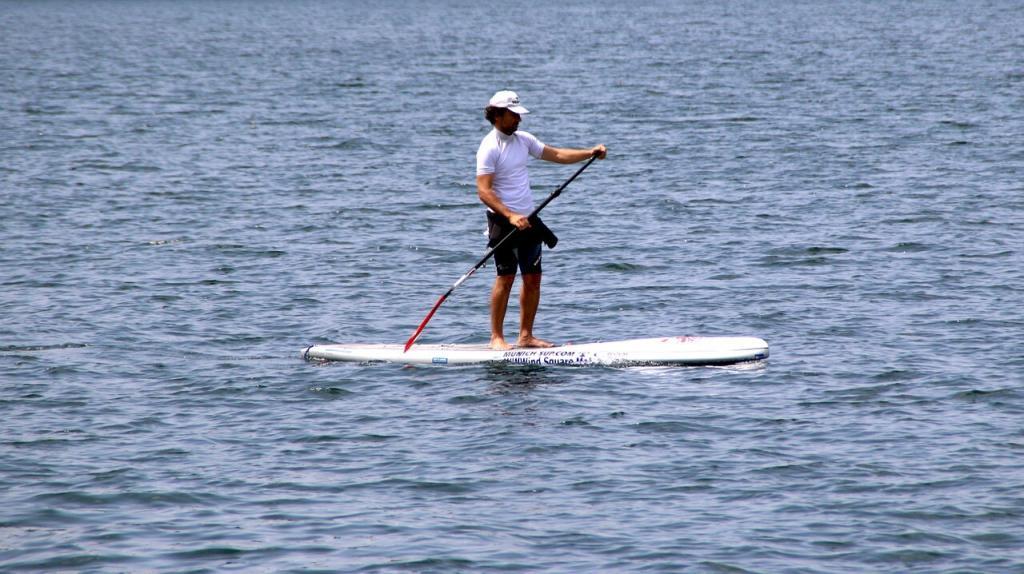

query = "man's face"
495;109;521;135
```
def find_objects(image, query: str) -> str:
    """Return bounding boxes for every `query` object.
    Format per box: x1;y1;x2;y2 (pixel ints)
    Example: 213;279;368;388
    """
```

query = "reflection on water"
482;363;565;393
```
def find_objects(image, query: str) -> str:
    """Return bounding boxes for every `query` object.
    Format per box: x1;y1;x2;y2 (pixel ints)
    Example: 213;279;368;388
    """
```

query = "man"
476;90;607;350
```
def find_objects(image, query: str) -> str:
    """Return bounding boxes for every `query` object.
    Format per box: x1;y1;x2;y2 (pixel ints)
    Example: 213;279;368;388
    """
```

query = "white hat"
488;90;529;114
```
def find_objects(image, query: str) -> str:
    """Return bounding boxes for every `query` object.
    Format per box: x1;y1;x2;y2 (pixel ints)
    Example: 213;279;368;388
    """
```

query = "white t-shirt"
476;129;545;214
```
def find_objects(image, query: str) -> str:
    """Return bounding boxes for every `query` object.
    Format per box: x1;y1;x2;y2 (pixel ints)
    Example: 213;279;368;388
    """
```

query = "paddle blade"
404;293;448;352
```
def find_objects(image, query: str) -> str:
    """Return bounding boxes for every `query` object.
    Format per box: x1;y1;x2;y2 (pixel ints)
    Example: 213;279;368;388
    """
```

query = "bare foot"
517;336;555;348
489;337;514;351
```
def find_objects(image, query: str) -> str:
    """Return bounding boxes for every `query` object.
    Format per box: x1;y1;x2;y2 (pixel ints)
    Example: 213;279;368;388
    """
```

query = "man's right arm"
477;174;530;230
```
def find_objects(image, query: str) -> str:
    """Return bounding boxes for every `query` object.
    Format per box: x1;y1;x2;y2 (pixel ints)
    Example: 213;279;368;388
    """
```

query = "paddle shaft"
404;154;598;351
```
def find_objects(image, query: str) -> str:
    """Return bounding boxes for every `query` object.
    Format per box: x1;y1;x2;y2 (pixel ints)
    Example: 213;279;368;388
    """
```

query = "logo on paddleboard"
501;349;594;366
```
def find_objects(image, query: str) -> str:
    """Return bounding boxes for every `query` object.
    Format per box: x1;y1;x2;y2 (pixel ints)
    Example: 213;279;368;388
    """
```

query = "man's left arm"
541;144;607;164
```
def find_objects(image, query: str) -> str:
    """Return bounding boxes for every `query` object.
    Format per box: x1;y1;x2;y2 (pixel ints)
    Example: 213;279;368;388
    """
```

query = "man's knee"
494;274;516;291
521;272;542;289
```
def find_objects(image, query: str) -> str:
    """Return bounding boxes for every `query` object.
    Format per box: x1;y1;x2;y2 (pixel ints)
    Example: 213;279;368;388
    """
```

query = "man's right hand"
509;213;531;230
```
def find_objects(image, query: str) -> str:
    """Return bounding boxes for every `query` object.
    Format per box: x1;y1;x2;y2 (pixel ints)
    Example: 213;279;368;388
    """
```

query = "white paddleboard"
302;336;768;367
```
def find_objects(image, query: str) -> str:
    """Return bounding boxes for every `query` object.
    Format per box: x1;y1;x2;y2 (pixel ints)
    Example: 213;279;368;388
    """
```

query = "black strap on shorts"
486;211;558;250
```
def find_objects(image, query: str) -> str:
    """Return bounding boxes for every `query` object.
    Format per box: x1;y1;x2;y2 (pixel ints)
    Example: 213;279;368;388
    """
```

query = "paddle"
404;154;599;352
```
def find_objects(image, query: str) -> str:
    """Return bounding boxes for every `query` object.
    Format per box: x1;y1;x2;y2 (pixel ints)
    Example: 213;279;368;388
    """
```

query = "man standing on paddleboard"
476;90;607;350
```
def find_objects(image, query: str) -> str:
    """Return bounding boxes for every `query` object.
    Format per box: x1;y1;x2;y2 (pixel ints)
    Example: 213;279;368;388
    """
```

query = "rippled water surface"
2;0;1023;572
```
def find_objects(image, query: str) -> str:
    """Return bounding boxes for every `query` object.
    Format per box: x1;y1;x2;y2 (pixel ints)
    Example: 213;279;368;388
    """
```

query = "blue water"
3;0;1023;571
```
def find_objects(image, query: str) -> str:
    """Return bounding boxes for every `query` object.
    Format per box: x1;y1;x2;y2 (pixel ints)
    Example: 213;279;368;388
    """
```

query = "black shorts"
487;211;543;276
494;240;543;276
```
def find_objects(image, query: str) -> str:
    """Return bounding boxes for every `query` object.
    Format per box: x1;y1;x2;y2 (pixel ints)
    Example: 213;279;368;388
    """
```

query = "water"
2;0;1023;571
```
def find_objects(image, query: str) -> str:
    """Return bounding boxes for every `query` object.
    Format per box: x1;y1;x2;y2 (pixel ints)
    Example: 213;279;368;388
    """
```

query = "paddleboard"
302;336;768;367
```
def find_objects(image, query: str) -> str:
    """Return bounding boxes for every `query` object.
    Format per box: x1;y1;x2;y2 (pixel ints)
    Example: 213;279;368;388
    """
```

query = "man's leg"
489;274;516;350
518;272;553;348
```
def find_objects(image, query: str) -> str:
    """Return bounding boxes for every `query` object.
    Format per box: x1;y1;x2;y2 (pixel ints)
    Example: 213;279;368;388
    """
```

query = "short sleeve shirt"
476;129;545;213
